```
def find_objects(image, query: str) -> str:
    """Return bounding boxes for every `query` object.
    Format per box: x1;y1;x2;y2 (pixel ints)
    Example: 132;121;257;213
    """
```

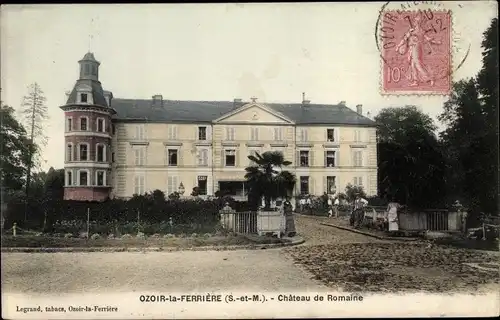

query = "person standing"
333;197;340;218
386;202;400;232
283;197;296;237
352;195;368;229
327;196;333;217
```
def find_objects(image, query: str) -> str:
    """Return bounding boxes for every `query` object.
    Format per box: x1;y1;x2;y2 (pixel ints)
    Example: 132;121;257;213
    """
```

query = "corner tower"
60;52;116;202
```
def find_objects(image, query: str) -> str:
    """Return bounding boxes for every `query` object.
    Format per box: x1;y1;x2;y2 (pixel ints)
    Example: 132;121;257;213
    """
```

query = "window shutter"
304;129;308;142
359;176;363;186
296;150;300;166
134;176;139;194
335;150;339;167
203;149;208;166
235;149;239;167
335;128;340;142
323;176;327;194
298;129;303;142
310;150;314;167
324;151;327;167
178;148;183;166
207;126;212;140
310;177;315;195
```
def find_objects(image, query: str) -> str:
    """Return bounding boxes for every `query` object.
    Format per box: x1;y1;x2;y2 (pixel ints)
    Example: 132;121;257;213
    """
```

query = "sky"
1;2;497;171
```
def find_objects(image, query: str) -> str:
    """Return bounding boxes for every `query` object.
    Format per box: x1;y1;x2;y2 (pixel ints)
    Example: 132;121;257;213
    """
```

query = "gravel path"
293;214;388;245
286;214;500;294
1;249;328;294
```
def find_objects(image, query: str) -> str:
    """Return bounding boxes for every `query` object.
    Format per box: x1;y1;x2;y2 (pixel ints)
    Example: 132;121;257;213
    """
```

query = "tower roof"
79;52;99;64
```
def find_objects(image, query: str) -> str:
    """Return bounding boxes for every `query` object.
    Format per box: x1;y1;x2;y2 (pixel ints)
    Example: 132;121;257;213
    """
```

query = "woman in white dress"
386;202;400;232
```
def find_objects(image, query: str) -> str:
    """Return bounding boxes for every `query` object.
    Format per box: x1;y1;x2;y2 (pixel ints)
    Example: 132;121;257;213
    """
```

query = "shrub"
164;233;175;238
79;232;88;239
136;232;146;239
64;233;73;238
191;233;198;238
90;233;101;240
150;233;161;238
121;234;132;240
203;233;212;238
107;234;115;239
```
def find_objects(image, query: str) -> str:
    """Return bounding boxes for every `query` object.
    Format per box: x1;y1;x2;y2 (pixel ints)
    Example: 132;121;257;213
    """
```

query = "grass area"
1;234;291;249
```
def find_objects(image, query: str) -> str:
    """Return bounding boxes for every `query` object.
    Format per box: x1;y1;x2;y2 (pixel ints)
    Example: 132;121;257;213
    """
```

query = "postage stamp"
379;10;452;95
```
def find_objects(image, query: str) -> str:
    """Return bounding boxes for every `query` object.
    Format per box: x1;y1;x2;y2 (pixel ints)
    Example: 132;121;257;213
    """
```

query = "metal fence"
219;210;258;234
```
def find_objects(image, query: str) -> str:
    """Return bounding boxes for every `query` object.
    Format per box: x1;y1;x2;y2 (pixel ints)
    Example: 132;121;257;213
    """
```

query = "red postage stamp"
379;10;452;95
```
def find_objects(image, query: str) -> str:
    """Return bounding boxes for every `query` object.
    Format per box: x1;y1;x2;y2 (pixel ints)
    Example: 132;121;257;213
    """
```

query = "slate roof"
110;99;375;126
65;79;108;107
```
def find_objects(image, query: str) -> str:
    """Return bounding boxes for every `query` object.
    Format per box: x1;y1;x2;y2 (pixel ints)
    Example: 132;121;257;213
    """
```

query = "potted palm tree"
245;151;296;237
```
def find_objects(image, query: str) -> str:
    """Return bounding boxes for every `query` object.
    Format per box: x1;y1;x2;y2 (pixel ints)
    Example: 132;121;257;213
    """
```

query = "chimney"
302;92;310;105
356;104;363;115
233;98;243;109
152;94;163;107
339;101;346;106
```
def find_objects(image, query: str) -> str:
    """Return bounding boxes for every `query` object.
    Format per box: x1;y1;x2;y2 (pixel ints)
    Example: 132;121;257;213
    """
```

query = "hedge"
3;192;251;231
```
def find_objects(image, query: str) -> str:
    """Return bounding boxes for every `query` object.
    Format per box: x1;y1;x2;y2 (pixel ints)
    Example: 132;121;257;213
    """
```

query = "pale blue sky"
1;2;497;171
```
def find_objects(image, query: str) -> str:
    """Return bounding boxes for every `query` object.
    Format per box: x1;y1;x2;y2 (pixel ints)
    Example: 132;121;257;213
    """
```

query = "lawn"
285;242;499;293
1;234;291;249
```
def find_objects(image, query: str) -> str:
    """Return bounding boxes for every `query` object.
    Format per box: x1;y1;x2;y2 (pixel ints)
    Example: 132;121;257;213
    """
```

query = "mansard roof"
65;79;108;107
110;99;375;126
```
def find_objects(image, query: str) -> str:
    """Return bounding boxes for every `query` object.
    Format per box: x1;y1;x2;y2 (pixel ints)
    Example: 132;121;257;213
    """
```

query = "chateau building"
61;52;378;202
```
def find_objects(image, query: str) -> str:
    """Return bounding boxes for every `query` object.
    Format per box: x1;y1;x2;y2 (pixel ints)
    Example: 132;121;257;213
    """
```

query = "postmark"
375;2;471;96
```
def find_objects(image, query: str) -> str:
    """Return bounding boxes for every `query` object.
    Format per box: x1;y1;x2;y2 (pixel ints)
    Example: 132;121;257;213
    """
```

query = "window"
79;144;88;161
97;118;105;132
168;149;178;166
197;176;208;195
79;170;88;186
135;125;145;140
325;151;336;167
66;144;73;162
197;149;208;166
67;118;72;131
353;151;362;167
327;129;335;142
91;65;97;76
134;174;145;195
250;127;259;141
168;126;177;140
327;176;336;194
112;152;115;162
226;127;235;141
353;176;363;187
299;150;309;167
225;149;236;167
300;176;309;195
80;117;88;131
134;147;145;166
66;171;73;186
96;171;105;186
112;125;116;135
273;127;283;141
80;93;88;103
198;126;207;140
167;176;178;195
84;64;90;75
96;144;105;162
299;128;308;142
354;130;361;142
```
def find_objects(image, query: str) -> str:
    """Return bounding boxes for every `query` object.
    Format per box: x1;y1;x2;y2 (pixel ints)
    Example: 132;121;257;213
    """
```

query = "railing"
219;210;258;234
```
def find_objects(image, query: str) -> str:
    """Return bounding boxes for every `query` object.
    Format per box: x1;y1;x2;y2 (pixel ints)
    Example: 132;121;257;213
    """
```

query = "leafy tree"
0;105;32;192
42;167;64;231
244;151;296;210
20;82;48;217
344;184;367;203
375;106;446;208
439;18;498;216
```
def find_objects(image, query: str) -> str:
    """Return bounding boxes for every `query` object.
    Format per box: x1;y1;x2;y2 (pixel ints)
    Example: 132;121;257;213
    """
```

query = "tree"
344;184;367;203
375;106;446;208
439;18;498;216
42;168;64;231
244;151;296;210
0;105;32;192
20;83;48;218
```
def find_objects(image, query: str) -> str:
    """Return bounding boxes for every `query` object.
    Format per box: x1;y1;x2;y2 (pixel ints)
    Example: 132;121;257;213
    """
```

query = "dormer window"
80;93;88;103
